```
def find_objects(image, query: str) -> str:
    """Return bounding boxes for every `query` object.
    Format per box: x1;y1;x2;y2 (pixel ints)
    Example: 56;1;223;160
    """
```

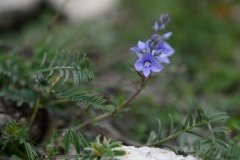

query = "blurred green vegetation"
1;0;239;146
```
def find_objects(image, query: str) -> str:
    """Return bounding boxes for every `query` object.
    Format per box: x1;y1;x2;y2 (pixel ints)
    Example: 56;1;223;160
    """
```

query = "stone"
115;146;200;160
0;0;41;28
47;0;119;23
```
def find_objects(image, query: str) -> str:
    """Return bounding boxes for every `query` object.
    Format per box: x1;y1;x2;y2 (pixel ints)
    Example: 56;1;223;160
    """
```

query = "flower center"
144;61;151;67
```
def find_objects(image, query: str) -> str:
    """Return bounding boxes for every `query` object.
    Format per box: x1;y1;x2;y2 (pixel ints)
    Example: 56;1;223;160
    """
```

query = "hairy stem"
148;121;208;146
73;76;148;131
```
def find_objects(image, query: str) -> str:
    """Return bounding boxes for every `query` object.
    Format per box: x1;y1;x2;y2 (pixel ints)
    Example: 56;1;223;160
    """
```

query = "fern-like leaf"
37;51;94;85
55;88;115;113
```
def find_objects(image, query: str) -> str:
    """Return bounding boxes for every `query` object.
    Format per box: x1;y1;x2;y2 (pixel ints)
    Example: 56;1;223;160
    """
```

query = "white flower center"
144;61;151;67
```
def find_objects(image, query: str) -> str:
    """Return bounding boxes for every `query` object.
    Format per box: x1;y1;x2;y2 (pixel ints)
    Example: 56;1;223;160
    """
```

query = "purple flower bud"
154;21;159;31
159;13;169;24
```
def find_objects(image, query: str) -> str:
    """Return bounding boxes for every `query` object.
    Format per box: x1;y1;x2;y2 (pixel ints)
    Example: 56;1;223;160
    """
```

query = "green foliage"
0;55;37;108
37;51;94;85
55;89;115;113
0;88;36;108
36;51;114;113
146;108;240;159
85;135;126;160
0;120;39;160
62;129;125;160
2;120;29;144
64;128;88;155
24;142;38;160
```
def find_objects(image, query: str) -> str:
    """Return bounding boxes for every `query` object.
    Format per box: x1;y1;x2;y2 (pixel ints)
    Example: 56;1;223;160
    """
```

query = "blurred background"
0;0;240;152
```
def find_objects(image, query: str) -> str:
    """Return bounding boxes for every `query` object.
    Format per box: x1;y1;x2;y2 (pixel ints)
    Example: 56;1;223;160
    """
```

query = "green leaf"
70;130;81;154
212;127;230;133
112;150;126;156
175;124;183;133
215;139;228;149
183;113;193;129
78;132;89;148
156;118;162;140
64;129;72;154
208;113;229;123
168;114;174;135
37;51;94;85
24;142;38;160
186;130;203;138
40;52;47;68
146;131;157;145
196;108;205;123
109;141;122;148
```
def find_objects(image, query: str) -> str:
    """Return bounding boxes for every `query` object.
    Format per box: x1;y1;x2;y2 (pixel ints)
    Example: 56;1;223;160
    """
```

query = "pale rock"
114;146;200;160
0;0;41;27
47;0;119;23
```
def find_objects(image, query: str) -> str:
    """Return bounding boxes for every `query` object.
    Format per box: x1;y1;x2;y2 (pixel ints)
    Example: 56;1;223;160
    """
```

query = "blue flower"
153;13;170;32
153;41;175;64
130;41;149;58
134;52;163;77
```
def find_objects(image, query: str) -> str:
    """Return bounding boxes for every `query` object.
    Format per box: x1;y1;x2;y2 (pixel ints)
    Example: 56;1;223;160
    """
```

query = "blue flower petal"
156;54;170;64
156;41;174;56
151;61;163;72
154;22;159;31
130;47;141;53
162;32;172;39
143;67;150;77
134;60;144;71
138;41;146;50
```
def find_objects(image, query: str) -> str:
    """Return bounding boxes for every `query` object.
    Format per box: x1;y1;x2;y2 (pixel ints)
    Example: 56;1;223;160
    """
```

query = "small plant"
0;120;38;160
53;129;125;160
0;8;239;160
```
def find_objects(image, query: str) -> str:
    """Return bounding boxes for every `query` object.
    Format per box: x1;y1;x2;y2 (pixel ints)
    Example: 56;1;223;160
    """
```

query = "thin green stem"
148;121;208;146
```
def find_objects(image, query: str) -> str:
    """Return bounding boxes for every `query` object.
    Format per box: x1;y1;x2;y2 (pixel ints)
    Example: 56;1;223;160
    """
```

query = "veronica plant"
73;13;175;130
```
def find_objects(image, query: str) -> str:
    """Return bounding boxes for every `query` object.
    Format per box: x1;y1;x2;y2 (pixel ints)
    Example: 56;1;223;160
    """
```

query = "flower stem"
73;76;148;131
